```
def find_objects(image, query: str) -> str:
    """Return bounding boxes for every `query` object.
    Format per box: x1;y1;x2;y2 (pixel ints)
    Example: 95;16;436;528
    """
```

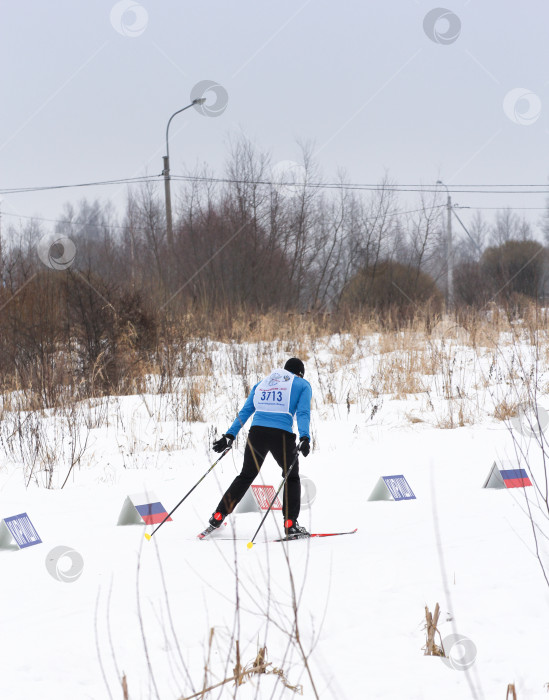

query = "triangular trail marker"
117;491;173;526
235;485;282;514
235;475;317;514
368;475;416;502
483;461;532;489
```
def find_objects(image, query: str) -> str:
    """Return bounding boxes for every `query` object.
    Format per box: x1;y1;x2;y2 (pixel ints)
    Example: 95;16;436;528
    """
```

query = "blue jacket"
227;375;312;439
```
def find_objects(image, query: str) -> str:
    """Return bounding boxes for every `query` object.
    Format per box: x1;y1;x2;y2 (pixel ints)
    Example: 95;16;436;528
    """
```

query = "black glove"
297;437;310;457
213;433;234;453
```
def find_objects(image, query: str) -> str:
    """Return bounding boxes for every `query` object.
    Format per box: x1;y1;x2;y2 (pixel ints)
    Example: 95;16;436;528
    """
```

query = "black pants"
215;426;301;522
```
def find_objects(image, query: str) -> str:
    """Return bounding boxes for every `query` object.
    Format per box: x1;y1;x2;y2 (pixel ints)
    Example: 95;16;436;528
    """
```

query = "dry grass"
434;402;475;429
370;351;428;398
2;303;549;487
493;399;521;422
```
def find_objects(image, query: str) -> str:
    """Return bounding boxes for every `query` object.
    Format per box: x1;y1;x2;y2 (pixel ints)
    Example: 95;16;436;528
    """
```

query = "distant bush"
340;260;444;320
481;240;547;300
0;269;157;402
453;240;548;308
454;260;489;306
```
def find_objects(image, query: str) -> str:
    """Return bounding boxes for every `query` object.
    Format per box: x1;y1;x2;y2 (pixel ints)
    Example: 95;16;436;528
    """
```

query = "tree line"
0;137;547;400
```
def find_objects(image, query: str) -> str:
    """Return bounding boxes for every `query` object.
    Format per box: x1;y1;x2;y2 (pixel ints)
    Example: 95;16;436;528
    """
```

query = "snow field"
1;336;549;698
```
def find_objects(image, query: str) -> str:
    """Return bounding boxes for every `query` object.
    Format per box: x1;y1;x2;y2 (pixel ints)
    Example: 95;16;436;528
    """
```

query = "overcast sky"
1;0;549;237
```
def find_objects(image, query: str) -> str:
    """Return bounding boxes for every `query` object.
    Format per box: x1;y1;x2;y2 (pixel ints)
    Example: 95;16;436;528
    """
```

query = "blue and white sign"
368;475;416;502
0;513;42;549
382;475;416;501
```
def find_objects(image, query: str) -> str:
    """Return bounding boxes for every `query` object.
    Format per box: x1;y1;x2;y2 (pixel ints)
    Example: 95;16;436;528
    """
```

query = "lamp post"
163;98;206;250
437;180;453;310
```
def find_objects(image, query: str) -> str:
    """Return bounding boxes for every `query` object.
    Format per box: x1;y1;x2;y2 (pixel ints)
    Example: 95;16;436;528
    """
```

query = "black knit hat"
284;357;305;378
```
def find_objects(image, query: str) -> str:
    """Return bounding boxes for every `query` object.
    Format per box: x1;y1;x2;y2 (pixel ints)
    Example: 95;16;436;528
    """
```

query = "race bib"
253;369;295;414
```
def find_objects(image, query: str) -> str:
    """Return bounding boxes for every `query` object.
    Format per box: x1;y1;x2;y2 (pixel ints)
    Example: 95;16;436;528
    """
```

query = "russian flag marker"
117;492;173;527
483;461;532;490
499;469;532;488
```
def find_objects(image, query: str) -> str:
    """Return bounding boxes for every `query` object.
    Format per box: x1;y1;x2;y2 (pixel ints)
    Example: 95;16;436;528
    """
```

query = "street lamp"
163;98;206;250
436;179;453;310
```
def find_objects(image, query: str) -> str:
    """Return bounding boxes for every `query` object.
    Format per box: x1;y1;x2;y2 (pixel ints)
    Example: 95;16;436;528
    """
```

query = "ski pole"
144;446;232;541
247;450;299;550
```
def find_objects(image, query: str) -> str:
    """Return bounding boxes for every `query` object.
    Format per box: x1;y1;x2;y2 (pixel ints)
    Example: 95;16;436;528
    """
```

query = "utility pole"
163;98;206;251
437;181;453;310
446;191;453;310
162;154;173;249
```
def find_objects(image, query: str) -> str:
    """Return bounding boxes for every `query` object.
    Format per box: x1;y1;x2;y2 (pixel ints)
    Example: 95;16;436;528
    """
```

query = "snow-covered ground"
1;334;549;699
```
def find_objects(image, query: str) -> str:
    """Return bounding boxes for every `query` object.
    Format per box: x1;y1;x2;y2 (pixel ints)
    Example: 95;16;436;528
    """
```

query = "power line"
458;206;548;210
0;211;136;230
171;174;549;194
0;175;160;195
1;173;549;196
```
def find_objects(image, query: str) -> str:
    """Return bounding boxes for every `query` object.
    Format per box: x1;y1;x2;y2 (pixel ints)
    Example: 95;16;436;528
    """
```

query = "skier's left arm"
295;381;312;440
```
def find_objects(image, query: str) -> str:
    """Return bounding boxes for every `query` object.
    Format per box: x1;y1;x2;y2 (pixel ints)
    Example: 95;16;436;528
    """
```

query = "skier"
205;357;312;539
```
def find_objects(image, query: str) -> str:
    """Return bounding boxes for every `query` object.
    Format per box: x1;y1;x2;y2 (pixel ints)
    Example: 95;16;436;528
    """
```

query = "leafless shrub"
423;603;445;657
93;523;321;699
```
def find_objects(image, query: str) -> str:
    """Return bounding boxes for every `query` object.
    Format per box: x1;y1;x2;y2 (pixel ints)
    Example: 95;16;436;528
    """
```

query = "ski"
198;526;357;542
272;528;358;543
197;522;228;540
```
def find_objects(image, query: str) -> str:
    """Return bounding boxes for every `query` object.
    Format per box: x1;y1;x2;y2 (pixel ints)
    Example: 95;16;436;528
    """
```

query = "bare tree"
491;208;532;246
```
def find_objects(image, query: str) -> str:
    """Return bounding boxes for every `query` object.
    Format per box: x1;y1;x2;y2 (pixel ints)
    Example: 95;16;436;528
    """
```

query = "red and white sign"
251;485;282;510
